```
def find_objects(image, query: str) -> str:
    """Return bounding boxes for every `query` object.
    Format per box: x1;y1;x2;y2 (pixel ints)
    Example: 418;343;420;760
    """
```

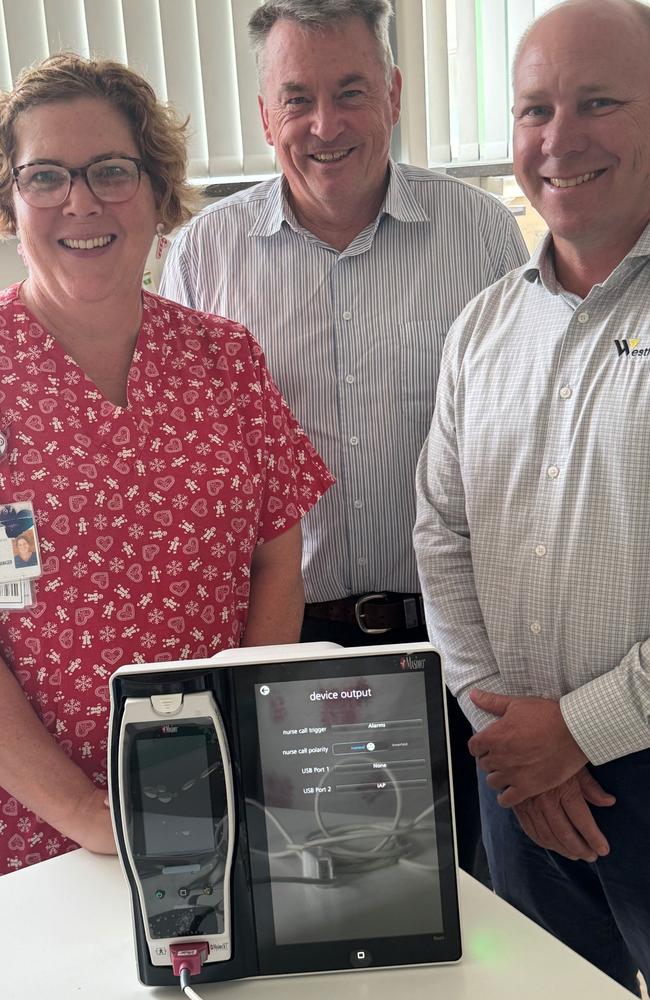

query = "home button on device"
350;948;372;968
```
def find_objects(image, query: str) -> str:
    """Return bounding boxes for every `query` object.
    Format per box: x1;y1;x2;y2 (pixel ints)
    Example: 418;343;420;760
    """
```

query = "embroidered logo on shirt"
614;339;649;357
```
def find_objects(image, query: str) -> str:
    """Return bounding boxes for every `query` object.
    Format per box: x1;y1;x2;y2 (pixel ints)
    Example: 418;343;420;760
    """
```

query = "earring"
16;241;25;262
155;222;169;259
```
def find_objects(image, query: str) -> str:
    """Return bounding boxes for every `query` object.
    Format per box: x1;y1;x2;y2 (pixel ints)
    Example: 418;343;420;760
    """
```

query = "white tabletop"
2;850;630;999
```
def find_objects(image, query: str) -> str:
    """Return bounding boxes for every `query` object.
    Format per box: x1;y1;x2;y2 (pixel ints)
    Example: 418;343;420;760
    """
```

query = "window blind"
0;0;642;180
0;0;273;180
396;0;561;167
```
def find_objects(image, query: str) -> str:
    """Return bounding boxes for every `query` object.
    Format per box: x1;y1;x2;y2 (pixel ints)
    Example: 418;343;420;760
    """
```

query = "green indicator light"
467;929;506;966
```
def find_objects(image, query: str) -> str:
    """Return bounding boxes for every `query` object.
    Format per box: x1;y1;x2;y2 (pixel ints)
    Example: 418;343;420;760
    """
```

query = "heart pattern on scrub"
0;286;333;875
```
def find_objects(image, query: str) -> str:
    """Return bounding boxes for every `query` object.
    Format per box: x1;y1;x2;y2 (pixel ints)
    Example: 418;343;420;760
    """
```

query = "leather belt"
304;592;425;635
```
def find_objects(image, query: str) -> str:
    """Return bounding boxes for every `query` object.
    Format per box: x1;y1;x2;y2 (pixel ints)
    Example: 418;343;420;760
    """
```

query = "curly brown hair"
0;52;199;238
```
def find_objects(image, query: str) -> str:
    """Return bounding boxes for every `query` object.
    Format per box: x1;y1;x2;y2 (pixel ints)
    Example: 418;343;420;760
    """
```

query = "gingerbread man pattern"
0;286;334;873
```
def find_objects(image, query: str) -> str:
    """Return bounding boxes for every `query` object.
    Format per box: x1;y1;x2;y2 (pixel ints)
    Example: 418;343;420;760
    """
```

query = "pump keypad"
148;905;219;940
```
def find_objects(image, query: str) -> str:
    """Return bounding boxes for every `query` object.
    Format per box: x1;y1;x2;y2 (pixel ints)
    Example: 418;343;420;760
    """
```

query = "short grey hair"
248;0;395;88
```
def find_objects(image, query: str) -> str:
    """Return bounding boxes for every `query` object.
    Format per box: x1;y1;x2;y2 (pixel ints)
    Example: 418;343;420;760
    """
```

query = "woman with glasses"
0;54;333;875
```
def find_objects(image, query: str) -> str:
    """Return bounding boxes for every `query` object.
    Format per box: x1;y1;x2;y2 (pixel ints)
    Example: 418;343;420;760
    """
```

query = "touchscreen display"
134;730;218;858
250;664;445;947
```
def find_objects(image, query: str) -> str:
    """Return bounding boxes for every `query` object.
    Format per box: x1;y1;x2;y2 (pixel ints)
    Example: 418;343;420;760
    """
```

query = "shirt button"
342;310;352;321
577;311;590;324
534;544;547;557
547;465;560;479
345;374;355;384
349;436;359;446
353;499;363;509
530;621;542;635
357;556;367;566
559;386;572;400
0;433;6;457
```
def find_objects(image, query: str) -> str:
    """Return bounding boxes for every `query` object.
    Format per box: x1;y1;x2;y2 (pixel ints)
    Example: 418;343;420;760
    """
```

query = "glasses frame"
11;154;145;207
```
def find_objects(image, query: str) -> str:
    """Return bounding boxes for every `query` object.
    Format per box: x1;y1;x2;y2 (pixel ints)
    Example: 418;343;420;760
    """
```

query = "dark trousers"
478;750;650;994
300;616;488;883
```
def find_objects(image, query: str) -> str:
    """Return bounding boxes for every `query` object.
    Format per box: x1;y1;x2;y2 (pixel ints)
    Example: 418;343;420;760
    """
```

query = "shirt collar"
382;159;431;223
247;159;430;239
522;232;558;292
627;222;650;260
247;175;286;237
523;222;650;293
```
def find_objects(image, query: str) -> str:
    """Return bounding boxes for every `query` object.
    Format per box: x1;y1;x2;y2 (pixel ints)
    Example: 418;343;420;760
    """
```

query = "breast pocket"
399;321;446;436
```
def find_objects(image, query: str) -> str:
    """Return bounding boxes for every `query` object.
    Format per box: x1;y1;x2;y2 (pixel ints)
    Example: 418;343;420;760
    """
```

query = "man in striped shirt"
415;0;650;990
160;0;527;881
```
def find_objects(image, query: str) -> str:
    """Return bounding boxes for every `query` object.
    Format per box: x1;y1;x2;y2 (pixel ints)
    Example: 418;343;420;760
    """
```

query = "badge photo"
0;502;42;583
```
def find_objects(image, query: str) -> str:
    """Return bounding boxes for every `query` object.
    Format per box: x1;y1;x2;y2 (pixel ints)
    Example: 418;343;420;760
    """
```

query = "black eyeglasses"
12;155;145;208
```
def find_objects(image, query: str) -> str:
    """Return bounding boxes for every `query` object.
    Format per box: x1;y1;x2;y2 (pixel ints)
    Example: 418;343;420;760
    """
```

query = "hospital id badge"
0;501;42;583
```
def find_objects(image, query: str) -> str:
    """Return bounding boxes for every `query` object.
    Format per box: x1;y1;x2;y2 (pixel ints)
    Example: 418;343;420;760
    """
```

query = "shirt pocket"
398;321;445;436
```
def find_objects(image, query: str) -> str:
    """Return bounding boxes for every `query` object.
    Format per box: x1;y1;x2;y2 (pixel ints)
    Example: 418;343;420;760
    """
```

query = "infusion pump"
117;692;234;967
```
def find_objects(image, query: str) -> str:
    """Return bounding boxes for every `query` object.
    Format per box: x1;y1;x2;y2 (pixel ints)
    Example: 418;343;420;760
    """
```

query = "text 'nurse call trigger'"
117;691;235;968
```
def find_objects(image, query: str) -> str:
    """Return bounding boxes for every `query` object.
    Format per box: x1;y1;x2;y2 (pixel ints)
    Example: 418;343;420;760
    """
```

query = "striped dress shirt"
160;161;527;602
414;228;650;765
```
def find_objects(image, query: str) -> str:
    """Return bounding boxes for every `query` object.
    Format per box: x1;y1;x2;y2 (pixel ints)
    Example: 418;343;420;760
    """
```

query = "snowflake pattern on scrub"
0;286;334;874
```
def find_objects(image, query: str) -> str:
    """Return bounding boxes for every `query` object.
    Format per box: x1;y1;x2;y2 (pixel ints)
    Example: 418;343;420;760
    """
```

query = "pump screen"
134;732;217;857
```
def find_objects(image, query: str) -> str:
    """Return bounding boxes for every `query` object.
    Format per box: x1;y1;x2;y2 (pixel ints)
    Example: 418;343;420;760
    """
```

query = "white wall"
0;238;27;288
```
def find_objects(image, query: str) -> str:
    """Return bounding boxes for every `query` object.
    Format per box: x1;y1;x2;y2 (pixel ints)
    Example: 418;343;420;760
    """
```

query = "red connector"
170;941;209;978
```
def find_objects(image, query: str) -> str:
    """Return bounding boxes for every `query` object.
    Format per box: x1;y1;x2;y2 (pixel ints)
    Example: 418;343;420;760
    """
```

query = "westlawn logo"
614;339;650;358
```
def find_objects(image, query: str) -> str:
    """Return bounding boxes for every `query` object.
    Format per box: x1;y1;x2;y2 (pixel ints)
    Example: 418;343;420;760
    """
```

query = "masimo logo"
614;338;650;358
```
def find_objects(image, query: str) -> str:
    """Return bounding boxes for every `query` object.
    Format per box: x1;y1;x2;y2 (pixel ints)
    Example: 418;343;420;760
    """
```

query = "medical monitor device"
109;642;461;987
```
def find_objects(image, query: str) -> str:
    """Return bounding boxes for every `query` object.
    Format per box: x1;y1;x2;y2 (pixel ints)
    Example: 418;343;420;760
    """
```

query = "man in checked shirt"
415;0;650;992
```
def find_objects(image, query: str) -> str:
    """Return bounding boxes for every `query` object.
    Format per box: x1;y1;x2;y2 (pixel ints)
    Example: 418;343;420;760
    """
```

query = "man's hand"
513;768;615;862
468;690;588;806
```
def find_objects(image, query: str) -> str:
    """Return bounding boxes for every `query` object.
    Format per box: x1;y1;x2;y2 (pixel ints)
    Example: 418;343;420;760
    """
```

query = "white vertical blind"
419;0;577;164
448;0;479;161
0;10;12;91
476;0;509;160
422;0;450;164
157;0;207;176
3;0;49;78
83;0;128;63
230;0;274;176
121;0;167;100
2;0;644;179
394;0;429;167
506;0;534;146
195;0;242;177
44;0;89;55
0;0;268;181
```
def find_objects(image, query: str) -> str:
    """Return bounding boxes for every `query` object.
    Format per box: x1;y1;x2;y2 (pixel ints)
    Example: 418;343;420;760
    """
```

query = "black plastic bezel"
232;649;461;975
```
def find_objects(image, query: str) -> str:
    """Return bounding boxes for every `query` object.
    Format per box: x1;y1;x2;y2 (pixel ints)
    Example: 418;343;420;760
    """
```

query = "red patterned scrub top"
0;286;334;874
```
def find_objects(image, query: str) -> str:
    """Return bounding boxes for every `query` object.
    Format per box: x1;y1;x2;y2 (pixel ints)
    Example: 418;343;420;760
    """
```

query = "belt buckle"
355;593;390;635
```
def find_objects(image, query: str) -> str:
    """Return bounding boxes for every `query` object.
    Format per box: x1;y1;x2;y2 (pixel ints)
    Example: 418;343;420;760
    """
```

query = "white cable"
246;767;439;873
252;823;409;858
179;968;207;1000
411;804;434;827
314;755;402;856
245;796;293;844
398;857;440;873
